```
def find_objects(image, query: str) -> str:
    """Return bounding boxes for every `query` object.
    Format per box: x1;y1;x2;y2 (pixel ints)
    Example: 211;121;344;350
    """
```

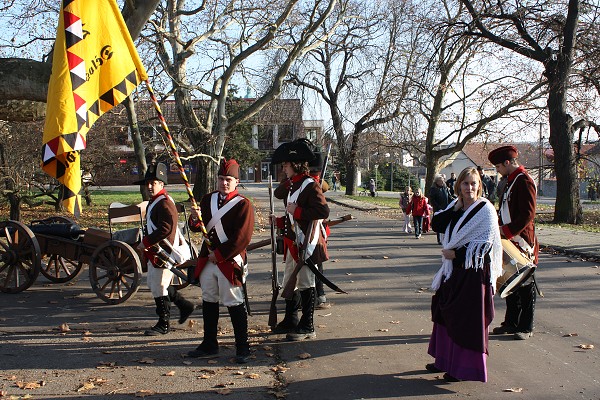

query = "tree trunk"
547;84;581;223
124;96;149;200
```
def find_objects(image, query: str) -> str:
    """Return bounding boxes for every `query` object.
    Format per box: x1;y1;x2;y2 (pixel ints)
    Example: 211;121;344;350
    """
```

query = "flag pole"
144;80;211;245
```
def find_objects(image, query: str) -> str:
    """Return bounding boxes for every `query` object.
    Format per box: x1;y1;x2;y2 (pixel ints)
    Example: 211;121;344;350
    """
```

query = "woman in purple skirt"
427;167;503;382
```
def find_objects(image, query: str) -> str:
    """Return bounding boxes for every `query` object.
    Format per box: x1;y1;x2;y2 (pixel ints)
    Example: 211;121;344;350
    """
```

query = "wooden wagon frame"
0;202;195;304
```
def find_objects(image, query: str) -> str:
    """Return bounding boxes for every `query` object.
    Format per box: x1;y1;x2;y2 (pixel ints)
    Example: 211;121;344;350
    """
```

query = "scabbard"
305;258;347;294
242;282;252;315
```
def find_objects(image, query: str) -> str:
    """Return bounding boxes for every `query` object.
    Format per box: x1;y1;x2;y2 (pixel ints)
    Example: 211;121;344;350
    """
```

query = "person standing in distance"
489;145;539;340
187;159;255;363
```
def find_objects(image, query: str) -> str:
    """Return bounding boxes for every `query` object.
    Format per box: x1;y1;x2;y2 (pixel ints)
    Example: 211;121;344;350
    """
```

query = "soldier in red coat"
187;159;255;363
489;145;539;340
136;163;194;336
271;139;330;341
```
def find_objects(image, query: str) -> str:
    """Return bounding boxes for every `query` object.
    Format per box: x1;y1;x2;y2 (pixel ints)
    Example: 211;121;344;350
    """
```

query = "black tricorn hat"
271;139;315;164
133;162;168;185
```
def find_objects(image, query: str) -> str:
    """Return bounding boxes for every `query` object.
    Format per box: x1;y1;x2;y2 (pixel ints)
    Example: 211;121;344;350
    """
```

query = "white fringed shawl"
431;197;503;293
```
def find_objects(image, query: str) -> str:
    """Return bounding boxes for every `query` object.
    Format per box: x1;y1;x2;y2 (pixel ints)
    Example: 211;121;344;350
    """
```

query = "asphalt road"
1;184;599;399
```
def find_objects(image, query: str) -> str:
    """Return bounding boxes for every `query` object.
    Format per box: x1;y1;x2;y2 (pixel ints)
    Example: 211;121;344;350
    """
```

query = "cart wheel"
89;240;142;305
170;242;198;290
41;255;84;283
0;220;41;293
34;216;84;283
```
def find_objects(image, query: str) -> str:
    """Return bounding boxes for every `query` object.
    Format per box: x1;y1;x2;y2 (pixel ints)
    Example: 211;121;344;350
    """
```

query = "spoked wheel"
38;216;84;283
170;242;198;290
41;254;84;283
0;220;41;293
89;240;142;305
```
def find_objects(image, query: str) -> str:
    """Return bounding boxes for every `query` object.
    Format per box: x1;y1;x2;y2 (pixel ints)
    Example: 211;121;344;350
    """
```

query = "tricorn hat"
271;139;315;164
488;145;518;165
133;162;168;185
218;158;240;179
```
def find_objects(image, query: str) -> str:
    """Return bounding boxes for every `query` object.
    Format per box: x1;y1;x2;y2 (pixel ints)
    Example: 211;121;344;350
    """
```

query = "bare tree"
396;0;546;190
459;0;600;223
288;0;416;195
140;0;339;197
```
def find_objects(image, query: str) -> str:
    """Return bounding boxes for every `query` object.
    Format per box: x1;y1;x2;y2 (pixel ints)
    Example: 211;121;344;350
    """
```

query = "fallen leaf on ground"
76;382;95;392
97;361;116;368
271;366;289;373
263;345;273;351
135;389;156;397
503;388;523;392
382;256;389;259
268;389;287;398
138;358;155;364
247;373;261;379
0;389;6;396
578;344;594;349
16;381;45;390
265;352;275;357
164;370;176;376
233;371;244;375
208;359;219;364
297;353;311;359
198;374;213;379
59;323;70;332
183;361;193;365
82;330;92;336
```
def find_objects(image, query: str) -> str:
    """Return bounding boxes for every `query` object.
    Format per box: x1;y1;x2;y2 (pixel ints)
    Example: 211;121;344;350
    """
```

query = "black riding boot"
187;301;219;357
144;296;170;336
287;288;316;341
271;290;300;334
228;304;250;364
167;286;195;324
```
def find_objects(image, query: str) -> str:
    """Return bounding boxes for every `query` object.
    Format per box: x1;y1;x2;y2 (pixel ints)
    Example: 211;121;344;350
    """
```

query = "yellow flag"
42;0;148;216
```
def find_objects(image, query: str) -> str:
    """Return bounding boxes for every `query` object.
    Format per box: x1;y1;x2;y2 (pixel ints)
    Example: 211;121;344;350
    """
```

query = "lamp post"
390;162;393;192
539;123;544;196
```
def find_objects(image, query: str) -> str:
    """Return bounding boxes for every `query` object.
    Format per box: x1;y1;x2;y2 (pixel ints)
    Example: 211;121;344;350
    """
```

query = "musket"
245;214;353;252
267;176;281;328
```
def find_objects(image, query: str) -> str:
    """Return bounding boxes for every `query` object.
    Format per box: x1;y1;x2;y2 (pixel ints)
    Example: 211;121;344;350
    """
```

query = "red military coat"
275;173;330;264
189;190;254;286
141;189;179;267
499;166;539;263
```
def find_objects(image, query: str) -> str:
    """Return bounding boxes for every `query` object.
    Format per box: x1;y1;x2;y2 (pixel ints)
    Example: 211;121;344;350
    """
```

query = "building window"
256;125;274;150
279;125;294;143
306;128;318;143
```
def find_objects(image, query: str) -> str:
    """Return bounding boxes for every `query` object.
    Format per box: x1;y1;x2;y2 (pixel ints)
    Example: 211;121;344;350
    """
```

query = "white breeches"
283;250;315;290
200;261;244;307
146;261;173;297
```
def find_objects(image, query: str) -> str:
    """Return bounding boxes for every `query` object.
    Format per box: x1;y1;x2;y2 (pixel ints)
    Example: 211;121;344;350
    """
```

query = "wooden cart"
0;202;194;304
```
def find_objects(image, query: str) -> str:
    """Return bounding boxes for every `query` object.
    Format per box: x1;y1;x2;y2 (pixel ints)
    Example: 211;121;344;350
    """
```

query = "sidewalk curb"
325;196;381;212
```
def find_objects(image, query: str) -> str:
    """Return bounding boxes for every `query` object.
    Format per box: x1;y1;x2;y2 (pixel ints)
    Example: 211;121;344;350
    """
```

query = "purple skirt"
428;323;488;382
